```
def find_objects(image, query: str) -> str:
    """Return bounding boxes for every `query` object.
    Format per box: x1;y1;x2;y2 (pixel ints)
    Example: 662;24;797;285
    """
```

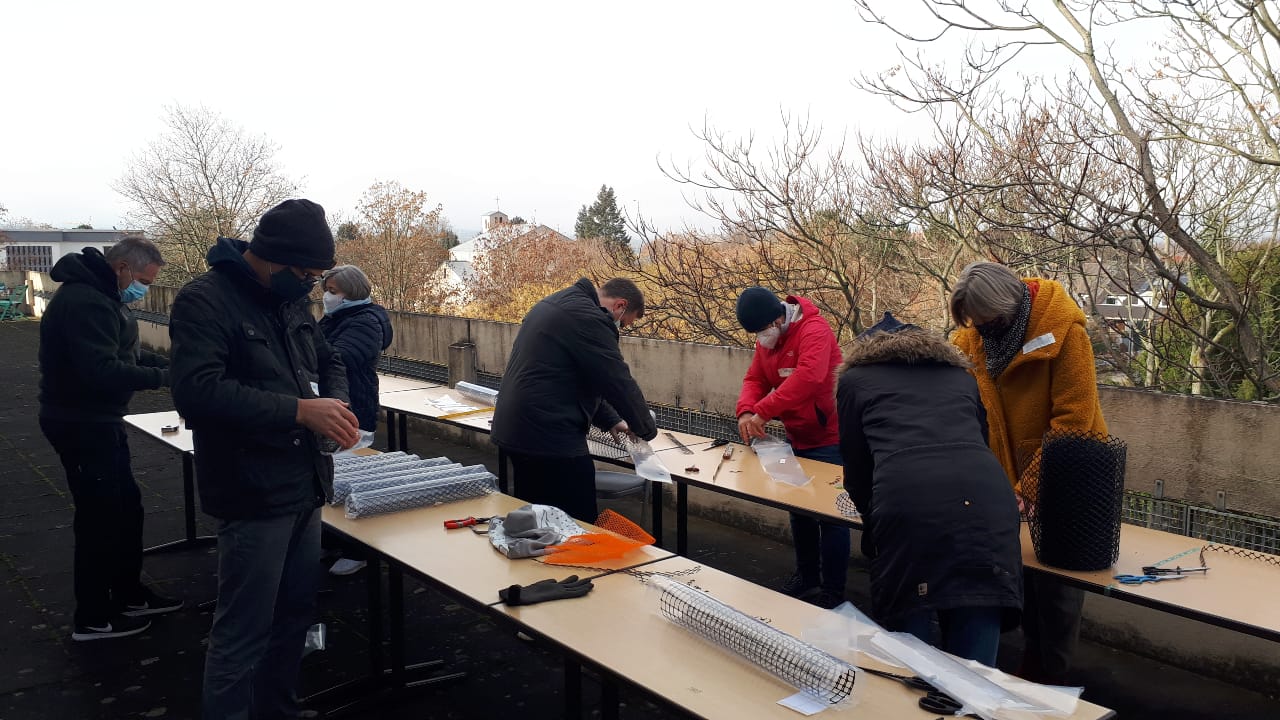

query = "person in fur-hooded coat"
837;312;1022;666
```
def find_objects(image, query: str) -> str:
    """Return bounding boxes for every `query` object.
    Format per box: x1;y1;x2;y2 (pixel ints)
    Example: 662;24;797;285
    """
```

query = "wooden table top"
500;556;1115;720
376;373;441;394
321;492;672;607
1021;523;1280;640
125;410;193;453
378;386;496;429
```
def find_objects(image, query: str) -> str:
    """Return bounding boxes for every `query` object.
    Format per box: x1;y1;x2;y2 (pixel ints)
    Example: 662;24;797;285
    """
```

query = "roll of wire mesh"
651;576;857;705
344;473;497;519
1022;429;1127;570
334;463;463;502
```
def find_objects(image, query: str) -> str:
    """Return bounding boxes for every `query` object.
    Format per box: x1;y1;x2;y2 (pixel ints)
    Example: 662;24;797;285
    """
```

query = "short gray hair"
950;262;1025;326
322;264;372;301
104;236;165;272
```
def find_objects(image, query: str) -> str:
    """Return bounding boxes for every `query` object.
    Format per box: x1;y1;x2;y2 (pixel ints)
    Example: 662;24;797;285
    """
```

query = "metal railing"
1123;494;1280;554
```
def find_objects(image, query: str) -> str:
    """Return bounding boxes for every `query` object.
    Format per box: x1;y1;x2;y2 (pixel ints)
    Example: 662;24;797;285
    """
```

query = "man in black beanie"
170;199;361;720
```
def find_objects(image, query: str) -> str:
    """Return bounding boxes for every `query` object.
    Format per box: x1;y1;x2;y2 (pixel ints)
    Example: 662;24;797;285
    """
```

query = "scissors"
1113;573;1188;585
858;666;971;716
857;666;935;692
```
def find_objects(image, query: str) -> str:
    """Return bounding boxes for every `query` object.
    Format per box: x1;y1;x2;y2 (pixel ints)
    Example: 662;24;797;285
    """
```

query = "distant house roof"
0;228;142;244
483;210;507;217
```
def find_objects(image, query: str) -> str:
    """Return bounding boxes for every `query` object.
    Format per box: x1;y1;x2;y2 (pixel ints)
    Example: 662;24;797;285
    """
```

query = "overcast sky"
4;1;938;236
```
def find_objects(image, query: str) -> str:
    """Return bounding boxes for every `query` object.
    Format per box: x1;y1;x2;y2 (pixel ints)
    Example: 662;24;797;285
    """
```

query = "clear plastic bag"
630;438;672;483
752;437;810;486
302;622;326;658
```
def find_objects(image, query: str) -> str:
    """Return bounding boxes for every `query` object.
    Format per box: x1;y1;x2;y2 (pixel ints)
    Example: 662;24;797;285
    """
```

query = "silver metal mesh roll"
344;473;498;519
344;465;492;501
334;451;408;467
333;459;457;502
454;381;499;406
652;576;857;705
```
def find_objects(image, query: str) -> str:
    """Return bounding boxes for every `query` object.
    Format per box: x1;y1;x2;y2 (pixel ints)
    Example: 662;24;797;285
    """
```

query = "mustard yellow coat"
952;279;1107;492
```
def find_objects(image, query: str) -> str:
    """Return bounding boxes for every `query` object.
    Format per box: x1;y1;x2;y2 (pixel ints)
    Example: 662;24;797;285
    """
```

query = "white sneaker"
329;558;367;576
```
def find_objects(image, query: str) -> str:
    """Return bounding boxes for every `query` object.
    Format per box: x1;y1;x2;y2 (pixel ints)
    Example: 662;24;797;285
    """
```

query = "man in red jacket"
735;287;849;608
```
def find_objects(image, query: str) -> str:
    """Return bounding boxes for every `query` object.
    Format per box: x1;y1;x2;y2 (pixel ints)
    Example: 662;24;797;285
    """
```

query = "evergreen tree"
575;184;632;258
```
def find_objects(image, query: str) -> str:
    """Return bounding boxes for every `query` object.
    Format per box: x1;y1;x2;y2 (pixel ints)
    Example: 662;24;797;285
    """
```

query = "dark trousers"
891;606;1005;667
507;452;598;522
39;419;144;626
1021;572;1085;684
203;509;321;720
792;444;851;593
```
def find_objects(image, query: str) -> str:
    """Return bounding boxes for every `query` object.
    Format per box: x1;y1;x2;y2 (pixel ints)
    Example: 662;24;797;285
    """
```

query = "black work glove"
498;575;594;606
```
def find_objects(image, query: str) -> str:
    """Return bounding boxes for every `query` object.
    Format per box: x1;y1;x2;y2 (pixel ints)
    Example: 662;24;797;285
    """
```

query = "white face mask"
757;325;781;349
322;291;345;314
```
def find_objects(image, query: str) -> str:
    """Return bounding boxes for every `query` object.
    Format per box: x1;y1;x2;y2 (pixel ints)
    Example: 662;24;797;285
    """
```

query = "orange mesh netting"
540;509;654;565
593;509;655;544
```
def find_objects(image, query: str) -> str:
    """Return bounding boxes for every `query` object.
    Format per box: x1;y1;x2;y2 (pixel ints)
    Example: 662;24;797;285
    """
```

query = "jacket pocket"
239;322;281;379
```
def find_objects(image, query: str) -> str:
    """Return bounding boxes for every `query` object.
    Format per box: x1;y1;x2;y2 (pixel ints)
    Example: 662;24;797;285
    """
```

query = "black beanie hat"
248;199;336;270
736;286;786;332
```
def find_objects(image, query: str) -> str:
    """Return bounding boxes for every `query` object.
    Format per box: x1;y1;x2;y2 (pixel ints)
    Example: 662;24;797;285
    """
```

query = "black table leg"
651;481;664;550
601;676;620;720
144;451;216;555
386;409;398;452
677;482;688;556
368;556;384;677
398;412;409;453
563;658;581;719
497;448;509;494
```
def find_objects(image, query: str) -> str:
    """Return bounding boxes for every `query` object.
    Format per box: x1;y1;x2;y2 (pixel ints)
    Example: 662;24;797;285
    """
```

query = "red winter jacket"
735;296;841;449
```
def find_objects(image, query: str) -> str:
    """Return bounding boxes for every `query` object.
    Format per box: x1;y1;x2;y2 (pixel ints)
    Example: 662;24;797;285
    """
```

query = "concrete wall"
1101;387;1280;517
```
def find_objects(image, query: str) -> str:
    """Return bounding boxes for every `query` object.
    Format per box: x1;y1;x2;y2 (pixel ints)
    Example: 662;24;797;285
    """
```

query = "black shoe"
122;587;184;617
72;615;152;642
780;572;818;598
804;589;846;610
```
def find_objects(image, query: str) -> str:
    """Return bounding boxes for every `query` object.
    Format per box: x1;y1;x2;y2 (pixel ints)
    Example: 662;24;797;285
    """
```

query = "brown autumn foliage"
337;181;453;313
460;224;611;322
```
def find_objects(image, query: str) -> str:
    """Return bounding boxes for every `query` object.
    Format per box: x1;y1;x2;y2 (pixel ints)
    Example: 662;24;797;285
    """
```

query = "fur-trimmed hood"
839;327;971;373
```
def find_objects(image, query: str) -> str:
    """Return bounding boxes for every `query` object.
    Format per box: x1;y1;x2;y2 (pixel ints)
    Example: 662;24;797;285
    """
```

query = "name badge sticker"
778;367;795;377
309;381;320;396
1022;332;1056;354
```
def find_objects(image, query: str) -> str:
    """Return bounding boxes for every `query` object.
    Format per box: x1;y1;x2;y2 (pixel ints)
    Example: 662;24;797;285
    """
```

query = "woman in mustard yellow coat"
950;262;1107;685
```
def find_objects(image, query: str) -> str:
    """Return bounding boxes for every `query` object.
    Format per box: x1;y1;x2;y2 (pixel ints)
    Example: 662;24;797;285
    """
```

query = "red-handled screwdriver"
444;516;480;529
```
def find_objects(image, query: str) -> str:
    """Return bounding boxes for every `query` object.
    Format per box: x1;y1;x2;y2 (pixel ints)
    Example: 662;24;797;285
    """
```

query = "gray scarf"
980;285;1032;379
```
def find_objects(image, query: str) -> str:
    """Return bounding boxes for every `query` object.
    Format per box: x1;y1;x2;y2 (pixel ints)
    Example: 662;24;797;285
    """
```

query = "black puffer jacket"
39;247;168;423
837;327;1022;628
491;278;657;457
170;237;349;520
319;302;393;431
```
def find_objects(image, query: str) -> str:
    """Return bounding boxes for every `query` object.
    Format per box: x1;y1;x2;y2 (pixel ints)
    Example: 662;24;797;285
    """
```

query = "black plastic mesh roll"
1023;430;1126;571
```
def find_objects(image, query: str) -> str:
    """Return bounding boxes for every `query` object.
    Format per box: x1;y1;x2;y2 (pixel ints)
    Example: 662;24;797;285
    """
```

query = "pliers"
443;516;492;530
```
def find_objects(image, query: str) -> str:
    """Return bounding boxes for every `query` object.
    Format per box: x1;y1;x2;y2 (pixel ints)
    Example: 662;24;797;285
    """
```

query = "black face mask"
270;267;317;301
976;317;1011;338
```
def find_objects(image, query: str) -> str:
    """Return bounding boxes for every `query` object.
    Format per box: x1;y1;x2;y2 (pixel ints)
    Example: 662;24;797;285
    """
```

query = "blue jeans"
203;509;321;720
892;606;1004;667
792;444;851;594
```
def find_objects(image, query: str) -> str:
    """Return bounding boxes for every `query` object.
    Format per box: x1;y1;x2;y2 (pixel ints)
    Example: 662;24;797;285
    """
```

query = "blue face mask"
120;280;148;304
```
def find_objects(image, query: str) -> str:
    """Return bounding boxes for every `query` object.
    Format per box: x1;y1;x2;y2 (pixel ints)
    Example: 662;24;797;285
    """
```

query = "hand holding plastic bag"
752;436;810;486
629;438;672;484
